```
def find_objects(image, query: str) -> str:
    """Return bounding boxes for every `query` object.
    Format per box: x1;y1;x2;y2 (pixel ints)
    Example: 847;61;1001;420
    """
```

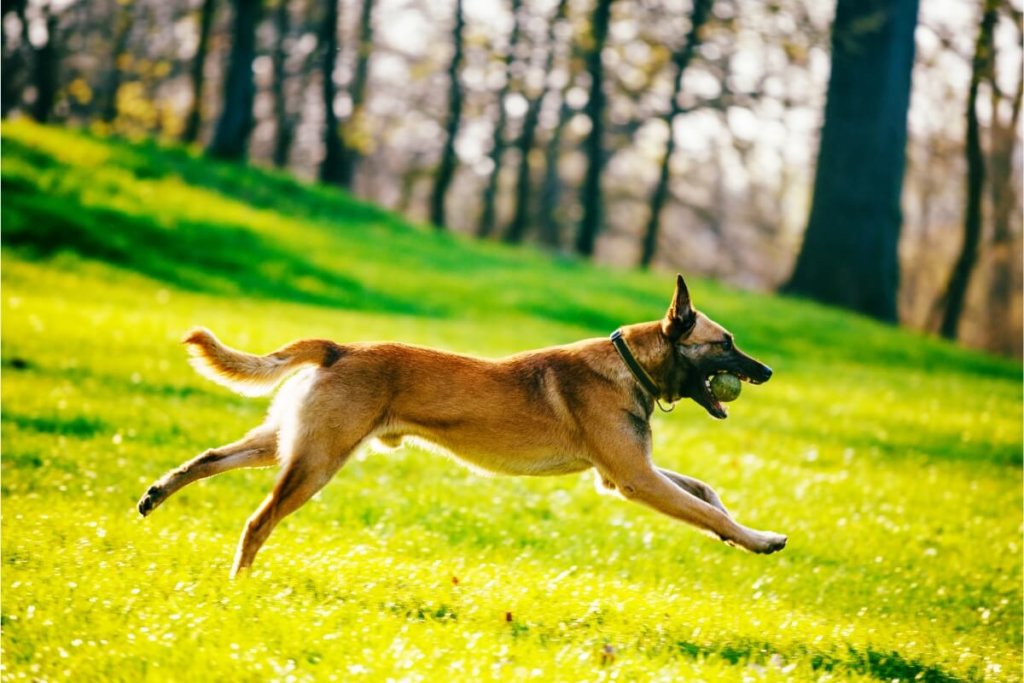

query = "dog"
137;275;786;577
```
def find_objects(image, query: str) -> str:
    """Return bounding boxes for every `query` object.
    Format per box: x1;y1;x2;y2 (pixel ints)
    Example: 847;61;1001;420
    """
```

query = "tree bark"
936;0;999;340
477;0;522;238
574;0;613;257
504;0;568;245
182;0;217;143
333;0;374;188
639;0;713;269
207;0;262;161
428;0;465;230
319;0;346;183
782;0;920;322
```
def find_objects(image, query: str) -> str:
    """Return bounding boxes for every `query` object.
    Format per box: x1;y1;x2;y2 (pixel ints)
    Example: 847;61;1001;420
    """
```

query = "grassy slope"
1;119;1020;682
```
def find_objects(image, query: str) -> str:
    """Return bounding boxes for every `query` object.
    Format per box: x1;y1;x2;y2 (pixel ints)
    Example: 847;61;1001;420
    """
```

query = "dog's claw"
757;532;787;554
137;485;163;517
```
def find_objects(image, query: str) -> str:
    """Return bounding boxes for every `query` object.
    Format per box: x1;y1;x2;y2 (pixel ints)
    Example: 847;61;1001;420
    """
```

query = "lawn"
1;120;1021;682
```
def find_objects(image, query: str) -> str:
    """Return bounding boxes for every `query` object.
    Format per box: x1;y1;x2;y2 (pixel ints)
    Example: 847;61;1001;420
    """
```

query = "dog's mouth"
687;360;771;420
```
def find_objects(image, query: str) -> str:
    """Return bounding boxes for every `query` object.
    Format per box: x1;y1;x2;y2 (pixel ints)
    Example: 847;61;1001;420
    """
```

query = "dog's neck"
611;322;689;406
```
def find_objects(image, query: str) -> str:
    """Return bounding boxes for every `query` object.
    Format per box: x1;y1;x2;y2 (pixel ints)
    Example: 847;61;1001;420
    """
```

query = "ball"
710;373;742;402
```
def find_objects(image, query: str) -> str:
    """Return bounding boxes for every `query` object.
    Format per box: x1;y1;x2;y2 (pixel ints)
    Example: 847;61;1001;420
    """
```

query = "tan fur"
140;277;786;577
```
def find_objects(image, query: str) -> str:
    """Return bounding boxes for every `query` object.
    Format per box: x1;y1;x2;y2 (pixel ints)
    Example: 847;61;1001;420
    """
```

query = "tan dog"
138;275;786;577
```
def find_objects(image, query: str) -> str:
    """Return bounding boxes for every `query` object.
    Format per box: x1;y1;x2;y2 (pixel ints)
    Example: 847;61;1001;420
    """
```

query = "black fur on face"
673;336;772;419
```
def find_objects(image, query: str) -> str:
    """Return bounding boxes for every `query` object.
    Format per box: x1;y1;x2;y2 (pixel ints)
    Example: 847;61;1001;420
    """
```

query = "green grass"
1;119;1021;682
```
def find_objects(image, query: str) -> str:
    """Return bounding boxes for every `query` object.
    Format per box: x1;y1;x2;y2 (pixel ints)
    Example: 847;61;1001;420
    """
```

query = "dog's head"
658;274;772;419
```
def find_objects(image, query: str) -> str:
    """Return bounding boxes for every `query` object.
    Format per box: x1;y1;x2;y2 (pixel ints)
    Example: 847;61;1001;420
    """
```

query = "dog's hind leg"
137;427;278;517
658;468;732;518
229;417;376;577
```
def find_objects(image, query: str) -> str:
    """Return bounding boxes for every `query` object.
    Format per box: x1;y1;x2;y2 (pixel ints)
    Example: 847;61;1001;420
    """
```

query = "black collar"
610;329;662;399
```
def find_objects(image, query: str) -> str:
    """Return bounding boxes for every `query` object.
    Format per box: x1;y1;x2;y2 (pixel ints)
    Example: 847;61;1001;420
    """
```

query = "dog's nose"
762;365;773;381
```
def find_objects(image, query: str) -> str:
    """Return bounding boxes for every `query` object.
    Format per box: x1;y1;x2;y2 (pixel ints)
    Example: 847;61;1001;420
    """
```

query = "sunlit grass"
1;121;1021;682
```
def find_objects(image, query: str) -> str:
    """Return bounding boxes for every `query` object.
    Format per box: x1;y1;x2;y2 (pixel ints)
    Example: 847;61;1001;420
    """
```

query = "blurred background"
2;0;1021;356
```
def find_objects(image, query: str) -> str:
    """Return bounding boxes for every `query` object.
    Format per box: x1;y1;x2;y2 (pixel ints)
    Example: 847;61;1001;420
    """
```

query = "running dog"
138;275;786;577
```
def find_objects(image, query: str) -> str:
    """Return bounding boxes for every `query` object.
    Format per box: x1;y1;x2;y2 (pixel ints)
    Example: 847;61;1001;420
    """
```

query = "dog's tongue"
709;398;728;419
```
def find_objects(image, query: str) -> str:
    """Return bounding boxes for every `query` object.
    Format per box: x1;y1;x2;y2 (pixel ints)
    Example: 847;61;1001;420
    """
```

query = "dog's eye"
721;338;733;351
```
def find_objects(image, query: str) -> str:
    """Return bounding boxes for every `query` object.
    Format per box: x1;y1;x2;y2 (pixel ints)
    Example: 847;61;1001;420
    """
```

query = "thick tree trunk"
936;0;999;340
428;0;465;230
182;0;217;143
575;0;613;257
504;0;568;245
477;0;522;238
782;0;919;322
639;0;713;269
207;0;262;161
334;0;374;188
319;0;346;184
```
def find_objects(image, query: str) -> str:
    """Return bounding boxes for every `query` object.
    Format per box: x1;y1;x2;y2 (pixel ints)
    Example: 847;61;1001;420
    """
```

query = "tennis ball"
710;373;742;402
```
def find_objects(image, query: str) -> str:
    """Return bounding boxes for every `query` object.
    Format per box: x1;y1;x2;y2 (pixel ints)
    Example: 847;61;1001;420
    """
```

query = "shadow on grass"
2;164;438;318
675;639;967;682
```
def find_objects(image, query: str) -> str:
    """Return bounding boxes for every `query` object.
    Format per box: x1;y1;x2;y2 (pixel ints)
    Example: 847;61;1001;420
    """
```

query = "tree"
207;0;262;161
982;5;1023;354
477;0;522;238
99;1;137;124
1;0;29;117
29;3;59;123
782;0;920;322
575;0;613;257
181;0;217;143
504;0;568;245
319;0;345;183
639;0;713;269
934;0;998;340
428;0;465;230
334;0;375;188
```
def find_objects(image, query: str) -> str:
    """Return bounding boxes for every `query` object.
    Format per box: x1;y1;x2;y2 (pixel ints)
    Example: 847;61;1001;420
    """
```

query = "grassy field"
1;120;1021;682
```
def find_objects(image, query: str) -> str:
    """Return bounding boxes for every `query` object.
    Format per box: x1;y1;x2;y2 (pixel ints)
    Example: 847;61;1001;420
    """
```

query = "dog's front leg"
601;464;786;554
658;468;731;518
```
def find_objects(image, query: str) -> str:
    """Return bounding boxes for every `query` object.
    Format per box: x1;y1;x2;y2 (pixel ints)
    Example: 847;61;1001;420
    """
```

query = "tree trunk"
1;0;28;117
428;0;465;230
575;0;613;257
538;92;573;248
936;0;998;340
29;8;58;123
639;0;713;269
984;25;1022;355
782;0;920;322
181;0;217;143
207;0;262;161
319;0;346;184
504;0;568;245
270;0;292;166
477;0;522;238
334;0;374;188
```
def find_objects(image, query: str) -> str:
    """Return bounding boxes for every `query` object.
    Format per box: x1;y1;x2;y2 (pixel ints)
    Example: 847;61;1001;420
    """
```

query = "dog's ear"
661;274;697;341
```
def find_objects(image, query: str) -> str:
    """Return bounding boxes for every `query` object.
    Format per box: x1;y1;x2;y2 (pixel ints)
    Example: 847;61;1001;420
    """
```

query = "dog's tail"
183;327;345;397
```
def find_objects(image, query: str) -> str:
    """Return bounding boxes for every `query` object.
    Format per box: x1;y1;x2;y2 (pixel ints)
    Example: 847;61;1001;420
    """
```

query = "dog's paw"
750;531;787;555
136;485;164;517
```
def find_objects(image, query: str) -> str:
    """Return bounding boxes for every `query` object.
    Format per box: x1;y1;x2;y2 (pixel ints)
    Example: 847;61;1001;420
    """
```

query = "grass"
1;119;1021;682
